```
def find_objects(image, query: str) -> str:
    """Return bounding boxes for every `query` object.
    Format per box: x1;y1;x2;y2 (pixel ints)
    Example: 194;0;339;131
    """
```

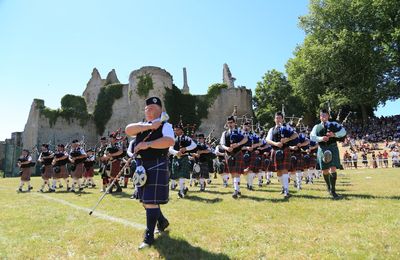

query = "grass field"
1;168;399;259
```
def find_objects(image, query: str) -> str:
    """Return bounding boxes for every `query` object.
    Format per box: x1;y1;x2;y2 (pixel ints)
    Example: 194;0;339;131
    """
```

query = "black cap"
57;144;65;148
72;139;79;143
146;97;162;107
100;136;107;141
109;132;117;138
227;116;235;122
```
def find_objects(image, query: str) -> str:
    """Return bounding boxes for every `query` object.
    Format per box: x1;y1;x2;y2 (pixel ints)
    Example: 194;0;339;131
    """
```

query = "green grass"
1;168;399;259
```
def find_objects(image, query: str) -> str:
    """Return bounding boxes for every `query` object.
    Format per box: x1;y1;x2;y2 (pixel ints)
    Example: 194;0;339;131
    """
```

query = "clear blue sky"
0;0;398;141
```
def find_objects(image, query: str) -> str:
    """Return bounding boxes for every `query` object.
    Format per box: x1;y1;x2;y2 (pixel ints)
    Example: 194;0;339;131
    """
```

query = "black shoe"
194;182;198;186
232;191;238;199
258;182;262;187
280;187;284;194
207;179;211;184
249;186;254;191
59;184;63;189
331;191;341;200
237;191;242;196
171;184;176;190
266;180;271;185
178;191;184;198
67;187;71;192
156;218;170;233
91;184;96;188
49;189;56;192
79;187;84;192
18;188;23;192
183;187;188;195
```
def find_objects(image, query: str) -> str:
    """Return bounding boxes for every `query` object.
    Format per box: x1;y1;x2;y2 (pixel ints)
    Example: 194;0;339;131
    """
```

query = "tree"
253;69;304;127
286;0;400;123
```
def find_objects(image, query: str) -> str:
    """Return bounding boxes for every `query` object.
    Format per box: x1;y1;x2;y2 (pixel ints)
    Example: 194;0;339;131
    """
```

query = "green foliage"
253;69;304;127
93;83;124;135
136;73;154;97
61;94;87;112
37;95;90;127
287;0;400;123
164;84;227;129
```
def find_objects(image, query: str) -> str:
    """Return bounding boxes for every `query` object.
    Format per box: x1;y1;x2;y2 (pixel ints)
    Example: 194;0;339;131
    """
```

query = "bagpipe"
17;157;36;168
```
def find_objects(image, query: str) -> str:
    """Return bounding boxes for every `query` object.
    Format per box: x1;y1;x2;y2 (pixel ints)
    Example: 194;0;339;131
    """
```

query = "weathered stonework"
20;64;253;150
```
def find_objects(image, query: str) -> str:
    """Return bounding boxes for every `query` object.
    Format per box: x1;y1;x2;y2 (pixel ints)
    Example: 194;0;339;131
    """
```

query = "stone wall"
102;66;173;134
198;87;254;138
22;100;98;150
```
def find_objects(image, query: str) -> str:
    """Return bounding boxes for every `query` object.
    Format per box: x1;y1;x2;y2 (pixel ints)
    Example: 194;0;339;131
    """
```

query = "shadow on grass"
340;193;400;200
238;194;290;203
184;194;223;204
154;231;230;260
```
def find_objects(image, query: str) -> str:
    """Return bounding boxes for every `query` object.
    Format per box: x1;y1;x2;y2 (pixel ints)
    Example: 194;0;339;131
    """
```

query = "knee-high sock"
170;179;176;187
200;178;205;186
145;208;160;244
258;171;264;181
52;179;57;189
19;181;24;188
282;174;289;191
233;177;240;191
179;178;185;192
330;172;337;192
323;174;331;191
223;174;229;183
296;171;303;186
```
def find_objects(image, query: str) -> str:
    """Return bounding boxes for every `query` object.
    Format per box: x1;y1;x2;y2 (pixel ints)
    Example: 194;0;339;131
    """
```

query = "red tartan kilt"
261;154;273;171
295;153;304;171
272;147;291;171
224;152;244;174
304;154;317;169
71;163;84;179
249;152;262;172
110;160;121;178
84;167;94;178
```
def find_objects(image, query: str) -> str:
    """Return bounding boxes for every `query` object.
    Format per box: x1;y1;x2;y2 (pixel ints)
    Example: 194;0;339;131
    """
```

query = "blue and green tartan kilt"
137;157;169;205
224;152;245;174
317;144;341;170
171;156;191;180
272;147;291;171
199;162;209;179
249;152;262;172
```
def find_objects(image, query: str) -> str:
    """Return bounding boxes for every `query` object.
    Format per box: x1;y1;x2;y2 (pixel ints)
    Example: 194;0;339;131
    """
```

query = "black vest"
41;151;53;165
134;122;168;159
316;125;337;146
54;151;69;166
224;130;242;155
270;127;288;149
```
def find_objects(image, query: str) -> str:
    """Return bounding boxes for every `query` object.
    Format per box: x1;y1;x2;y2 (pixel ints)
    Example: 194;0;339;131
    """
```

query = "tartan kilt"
272;147;291;171
262;154;274;172
317;143;341;170
20;168;31;181
71;163;84;179
171;156;191;180
59;165;69;179
199;162;209;179
249;152;262;173
137;157;169;205
290;151;304;171
304;154;317;169
224;152;245;174
42;165;53;180
110;160;121;178
84;167;95;178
